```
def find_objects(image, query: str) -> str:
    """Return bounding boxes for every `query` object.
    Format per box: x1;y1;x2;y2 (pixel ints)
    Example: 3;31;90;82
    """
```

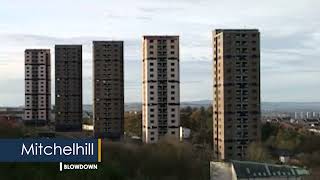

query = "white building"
179;127;191;141
24;49;51;126
142;36;180;143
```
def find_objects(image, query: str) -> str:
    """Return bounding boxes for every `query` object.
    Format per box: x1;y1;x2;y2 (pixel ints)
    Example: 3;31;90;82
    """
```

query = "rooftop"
214;29;259;32
25;49;50;52
143;35;179;39
54;44;82;47
231;160;309;178
93;41;123;44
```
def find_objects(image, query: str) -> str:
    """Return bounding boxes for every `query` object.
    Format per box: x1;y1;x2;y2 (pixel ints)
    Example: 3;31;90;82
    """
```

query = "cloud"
138;7;184;13
1;0;320;105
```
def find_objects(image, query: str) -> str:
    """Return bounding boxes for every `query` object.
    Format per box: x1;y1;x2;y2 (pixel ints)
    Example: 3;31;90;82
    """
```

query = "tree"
272;128;302;151
180;106;193;128
261;122;278;142
124;112;142;137
246;142;272;162
185;106;213;145
82;117;92;125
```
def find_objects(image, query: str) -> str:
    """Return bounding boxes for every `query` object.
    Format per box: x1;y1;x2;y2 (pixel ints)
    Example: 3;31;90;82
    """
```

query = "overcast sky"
0;0;320;106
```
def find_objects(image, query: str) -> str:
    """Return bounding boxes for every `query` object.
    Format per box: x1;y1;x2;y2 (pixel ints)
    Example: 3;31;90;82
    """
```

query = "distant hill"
262;102;320;112
84;101;320;112
5;101;320;113
123;100;212;112
83;100;212;112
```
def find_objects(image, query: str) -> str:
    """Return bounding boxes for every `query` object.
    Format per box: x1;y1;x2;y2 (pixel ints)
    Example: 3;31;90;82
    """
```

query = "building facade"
55;45;82;132
212;29;261;160
142;36;180;143
210;161;310;180
93;41;124;139
24;49;51;126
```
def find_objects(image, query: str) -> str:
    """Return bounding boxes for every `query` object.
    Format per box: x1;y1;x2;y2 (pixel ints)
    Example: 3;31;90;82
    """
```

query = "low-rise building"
0;107;25;120
179;127;191;141
0;116;20;126
210;160;309;180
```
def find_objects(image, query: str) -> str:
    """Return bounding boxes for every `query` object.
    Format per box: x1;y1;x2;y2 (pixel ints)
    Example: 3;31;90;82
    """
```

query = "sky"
0;0;320;106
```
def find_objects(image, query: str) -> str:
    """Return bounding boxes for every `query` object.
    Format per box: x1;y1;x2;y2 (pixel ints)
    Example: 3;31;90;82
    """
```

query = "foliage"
0;116;213;180
124;106;214;146
181;106;213;145
82;117;92;125
261;122;320;168
261;122;278;142
0;120;24;138
297;151;320;168
124;111;142;137
246;142;272;163
2;106;320;178
103;139;211;180
0;139;211;180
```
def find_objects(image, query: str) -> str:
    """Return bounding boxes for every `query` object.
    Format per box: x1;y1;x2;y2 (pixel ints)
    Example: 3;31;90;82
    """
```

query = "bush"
0;138;211;180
